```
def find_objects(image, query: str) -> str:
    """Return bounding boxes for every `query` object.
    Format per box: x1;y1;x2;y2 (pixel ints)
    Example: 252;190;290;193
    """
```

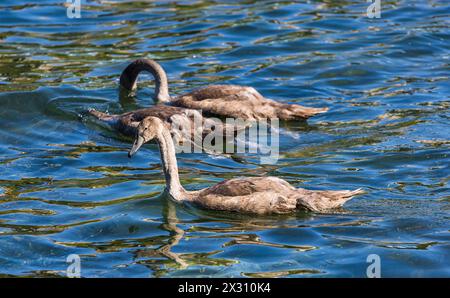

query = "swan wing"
191;177;297;214
186;85;263;101
194;190;297;215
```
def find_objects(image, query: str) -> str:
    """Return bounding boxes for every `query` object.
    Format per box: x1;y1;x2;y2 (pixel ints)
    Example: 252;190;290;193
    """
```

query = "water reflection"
134;198;189;272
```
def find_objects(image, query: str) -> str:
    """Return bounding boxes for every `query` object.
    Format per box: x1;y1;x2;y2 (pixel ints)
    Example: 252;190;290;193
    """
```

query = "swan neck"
120;59;171;103
155;128;184;200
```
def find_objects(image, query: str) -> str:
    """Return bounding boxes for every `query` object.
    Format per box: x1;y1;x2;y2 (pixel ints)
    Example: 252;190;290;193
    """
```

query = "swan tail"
296;188;365;213
278;104;328;120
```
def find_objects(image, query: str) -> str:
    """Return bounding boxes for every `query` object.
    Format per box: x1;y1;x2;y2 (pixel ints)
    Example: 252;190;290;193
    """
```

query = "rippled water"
0;0;449;277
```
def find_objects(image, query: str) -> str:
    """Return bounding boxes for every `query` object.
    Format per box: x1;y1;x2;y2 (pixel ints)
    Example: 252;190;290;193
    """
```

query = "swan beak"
128;136;144;158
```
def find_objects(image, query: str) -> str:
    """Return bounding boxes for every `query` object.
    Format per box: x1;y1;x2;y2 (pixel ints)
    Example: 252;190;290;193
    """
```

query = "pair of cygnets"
89;59;363;215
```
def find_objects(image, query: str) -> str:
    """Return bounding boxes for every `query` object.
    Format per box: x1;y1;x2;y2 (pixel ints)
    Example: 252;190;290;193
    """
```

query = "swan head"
128;116;164;158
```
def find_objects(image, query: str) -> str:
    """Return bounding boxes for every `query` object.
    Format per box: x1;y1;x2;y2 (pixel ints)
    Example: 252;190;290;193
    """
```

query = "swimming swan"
128;116;363;215
88;106;241;150
120;59;328;121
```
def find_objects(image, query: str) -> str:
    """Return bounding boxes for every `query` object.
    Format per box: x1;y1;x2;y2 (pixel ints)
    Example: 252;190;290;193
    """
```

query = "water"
0;0;449;277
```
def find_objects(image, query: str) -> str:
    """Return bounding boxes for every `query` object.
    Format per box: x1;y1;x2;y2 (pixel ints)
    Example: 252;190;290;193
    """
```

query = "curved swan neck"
119;59;171;103
155;127;184;200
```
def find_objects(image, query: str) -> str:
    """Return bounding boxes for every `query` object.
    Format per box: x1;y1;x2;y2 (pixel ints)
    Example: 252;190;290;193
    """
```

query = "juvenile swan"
120;59;328;121
128;116;363;215
88;106;239;149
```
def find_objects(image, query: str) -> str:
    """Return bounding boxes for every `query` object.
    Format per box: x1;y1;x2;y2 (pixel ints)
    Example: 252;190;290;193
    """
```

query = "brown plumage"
120;59;328;121
128;116;364;215
88;106;240;149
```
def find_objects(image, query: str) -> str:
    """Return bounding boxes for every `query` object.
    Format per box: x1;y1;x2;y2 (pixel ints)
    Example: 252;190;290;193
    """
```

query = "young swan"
120;59;328;121
129;116;364;215
88;106;242;152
